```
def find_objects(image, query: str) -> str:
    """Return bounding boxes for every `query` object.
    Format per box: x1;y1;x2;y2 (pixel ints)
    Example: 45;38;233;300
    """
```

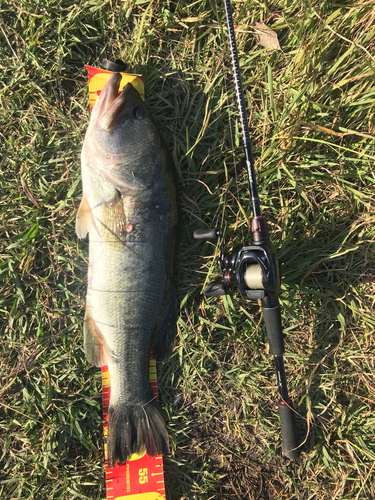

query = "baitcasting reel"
194;220;300;459
194;224;280;301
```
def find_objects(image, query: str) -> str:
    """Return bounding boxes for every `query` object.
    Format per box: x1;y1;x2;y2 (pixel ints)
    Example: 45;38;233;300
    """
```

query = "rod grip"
278;401;300;459
261;296;284;356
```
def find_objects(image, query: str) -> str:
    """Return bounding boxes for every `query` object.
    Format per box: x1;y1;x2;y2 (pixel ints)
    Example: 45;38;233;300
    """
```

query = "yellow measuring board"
86;65;166;500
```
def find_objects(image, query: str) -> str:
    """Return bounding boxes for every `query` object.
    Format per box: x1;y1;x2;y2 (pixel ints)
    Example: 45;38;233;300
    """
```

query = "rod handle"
261;296;284;356
278;401;300;459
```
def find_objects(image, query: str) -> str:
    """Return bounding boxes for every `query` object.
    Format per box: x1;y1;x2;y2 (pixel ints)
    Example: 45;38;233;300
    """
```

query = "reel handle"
193;228;220;240
204;282;227;297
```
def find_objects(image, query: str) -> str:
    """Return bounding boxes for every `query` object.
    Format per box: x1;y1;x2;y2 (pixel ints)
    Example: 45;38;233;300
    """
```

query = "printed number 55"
139;468;148;484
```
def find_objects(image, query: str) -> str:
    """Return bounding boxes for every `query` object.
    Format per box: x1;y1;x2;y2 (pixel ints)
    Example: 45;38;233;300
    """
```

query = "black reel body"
193;226;280;300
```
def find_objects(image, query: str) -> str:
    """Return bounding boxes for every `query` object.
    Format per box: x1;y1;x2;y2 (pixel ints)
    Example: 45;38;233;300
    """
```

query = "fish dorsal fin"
76;196;93;239
84;305;112;367
101;189;127;243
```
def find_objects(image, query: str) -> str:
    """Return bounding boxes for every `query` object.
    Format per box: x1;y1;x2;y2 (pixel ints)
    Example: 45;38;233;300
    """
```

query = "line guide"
86;65;166;500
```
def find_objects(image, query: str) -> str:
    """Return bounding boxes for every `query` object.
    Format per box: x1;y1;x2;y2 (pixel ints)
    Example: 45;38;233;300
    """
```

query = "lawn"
0;0;374;499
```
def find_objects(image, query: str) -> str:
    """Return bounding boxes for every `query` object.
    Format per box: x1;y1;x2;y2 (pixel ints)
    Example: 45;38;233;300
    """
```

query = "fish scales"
76;73;179;468
88;199;172;402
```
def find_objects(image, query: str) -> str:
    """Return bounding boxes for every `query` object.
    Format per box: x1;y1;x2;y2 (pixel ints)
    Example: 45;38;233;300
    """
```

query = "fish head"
85;73;164;193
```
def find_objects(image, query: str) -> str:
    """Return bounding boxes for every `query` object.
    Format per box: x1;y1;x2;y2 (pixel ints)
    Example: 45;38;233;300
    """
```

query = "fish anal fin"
76;196;93;239
84;305;110;367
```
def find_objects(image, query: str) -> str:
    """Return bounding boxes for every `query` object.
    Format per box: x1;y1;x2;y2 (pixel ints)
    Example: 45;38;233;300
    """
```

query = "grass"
0;0;374;498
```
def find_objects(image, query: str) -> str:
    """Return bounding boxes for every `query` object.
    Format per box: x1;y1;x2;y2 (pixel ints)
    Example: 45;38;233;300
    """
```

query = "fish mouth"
90;73;136;132
100;72;122;113
98;75;136;132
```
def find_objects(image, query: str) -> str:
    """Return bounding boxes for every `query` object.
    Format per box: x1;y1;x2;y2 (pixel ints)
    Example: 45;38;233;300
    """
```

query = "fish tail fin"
107;398;169;468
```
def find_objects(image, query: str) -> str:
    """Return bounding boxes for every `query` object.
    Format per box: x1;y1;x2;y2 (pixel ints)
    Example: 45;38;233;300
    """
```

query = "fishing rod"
194;0;300;459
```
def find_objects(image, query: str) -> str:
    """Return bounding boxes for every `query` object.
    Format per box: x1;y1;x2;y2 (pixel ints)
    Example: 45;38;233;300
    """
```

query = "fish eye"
134;107;146;120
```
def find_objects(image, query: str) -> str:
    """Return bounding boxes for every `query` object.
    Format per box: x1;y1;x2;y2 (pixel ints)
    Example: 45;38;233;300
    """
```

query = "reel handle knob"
193;228;220;240
204;282;227;297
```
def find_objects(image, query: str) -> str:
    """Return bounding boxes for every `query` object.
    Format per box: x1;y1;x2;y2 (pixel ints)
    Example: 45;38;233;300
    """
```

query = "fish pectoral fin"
102;190;127;242
83;305;111;367
76;196;93;239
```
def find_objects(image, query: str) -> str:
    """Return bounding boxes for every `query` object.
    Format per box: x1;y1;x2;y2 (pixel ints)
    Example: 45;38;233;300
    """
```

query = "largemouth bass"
76;73;179;468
